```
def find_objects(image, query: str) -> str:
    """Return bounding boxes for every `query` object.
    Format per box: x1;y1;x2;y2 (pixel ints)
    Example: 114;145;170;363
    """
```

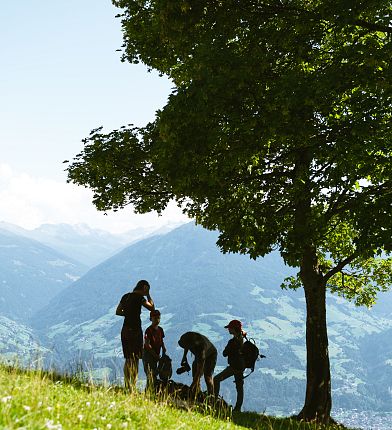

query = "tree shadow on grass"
231;410;353;430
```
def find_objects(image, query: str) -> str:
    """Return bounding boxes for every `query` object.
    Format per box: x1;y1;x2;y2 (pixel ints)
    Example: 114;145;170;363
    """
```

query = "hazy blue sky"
0;1;187;233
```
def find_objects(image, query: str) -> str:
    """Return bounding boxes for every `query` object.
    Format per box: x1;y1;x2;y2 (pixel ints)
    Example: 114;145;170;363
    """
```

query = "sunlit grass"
0;364;353;430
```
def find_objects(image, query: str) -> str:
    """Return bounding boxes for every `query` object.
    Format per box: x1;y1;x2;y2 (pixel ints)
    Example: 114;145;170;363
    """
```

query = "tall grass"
0;364;354;430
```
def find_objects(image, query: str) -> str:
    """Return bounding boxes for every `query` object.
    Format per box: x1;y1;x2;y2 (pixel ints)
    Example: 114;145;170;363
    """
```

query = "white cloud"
0;164;188;234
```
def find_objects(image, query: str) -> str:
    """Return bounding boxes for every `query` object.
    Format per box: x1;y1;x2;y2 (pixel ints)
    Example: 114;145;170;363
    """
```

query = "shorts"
121;326;143;359
192;348;217;379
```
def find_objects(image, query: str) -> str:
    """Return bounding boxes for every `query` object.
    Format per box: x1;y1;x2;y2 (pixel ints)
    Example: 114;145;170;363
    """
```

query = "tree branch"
324;252;360;282
354;19;392;35
325;180;392;220
324;188;350;221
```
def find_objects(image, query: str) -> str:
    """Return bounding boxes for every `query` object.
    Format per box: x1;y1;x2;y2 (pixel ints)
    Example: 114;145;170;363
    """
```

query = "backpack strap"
242;368;255;380
241;335;254;379
241;336;266;379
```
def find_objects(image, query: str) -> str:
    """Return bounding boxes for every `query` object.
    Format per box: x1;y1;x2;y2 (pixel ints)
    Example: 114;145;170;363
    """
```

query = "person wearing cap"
116;279;154;390
143;309;166;391
178;331;217;395
213;319;246;412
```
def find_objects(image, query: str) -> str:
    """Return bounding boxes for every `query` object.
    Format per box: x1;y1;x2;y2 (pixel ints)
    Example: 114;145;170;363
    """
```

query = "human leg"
213;366;235;396
233;371;244;411
204;350;218;395
143;350;158;392
124;359;131;390
121;327;142;391
191;360;201;393
124;355;139;390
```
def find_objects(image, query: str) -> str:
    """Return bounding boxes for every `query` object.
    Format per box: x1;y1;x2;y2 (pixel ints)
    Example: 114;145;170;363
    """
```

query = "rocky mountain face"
28;223;392;415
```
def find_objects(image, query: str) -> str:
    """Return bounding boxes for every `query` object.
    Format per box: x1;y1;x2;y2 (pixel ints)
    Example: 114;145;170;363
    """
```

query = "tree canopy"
67;0;392;422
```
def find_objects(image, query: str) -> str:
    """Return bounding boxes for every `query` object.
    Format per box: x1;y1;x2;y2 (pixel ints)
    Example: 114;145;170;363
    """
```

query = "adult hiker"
116;279;154;390
213;319;246;412
177;331;217;395
143;309;166;391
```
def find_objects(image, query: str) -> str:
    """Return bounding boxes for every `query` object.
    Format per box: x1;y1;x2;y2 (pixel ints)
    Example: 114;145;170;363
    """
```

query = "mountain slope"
0;228;87;322
0;316;49;365
0;221;186;267
0;222;134;267
31;223;392;414
32;222;296;335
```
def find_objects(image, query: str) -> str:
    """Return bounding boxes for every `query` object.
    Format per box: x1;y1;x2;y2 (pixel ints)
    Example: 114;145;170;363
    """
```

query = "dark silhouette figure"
177;331;217;395
116;279;154;390
142;309;166;391
214;319;246;412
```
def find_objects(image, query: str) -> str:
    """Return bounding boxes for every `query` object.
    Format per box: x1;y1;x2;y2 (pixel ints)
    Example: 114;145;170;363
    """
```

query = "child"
143;309;166;391
213;319;246;412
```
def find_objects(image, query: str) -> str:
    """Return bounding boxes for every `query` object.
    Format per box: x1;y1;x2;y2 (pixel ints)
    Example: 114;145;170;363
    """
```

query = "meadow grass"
0;364;354;430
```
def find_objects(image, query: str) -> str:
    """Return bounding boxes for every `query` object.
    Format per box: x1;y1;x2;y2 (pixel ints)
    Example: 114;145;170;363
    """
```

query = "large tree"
67;0;392;423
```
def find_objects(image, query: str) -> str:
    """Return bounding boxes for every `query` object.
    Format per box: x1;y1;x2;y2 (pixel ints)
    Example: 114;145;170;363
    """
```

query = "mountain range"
1;221;392;419
0;221;184;267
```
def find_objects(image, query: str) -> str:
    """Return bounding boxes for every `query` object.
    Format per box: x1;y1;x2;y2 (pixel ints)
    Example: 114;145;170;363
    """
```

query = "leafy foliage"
68;0;392;307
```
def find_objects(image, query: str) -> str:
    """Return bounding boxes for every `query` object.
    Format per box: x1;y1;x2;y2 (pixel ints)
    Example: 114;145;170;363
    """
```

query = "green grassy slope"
0;365;353;430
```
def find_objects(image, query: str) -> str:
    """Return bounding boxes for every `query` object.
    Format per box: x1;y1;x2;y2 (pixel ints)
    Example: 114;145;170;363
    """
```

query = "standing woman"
214;320;246;412
116;279;154;390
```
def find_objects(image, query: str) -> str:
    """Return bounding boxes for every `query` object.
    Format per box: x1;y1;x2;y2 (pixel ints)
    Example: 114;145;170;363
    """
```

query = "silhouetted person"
214;319;246;412
116;279;154;390
178;331;217;395
143;309;166;391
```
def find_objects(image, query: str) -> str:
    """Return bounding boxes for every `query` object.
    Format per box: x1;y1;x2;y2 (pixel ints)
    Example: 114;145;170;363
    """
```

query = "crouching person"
143;309;166;392
214;320;246;412
178;331;217;395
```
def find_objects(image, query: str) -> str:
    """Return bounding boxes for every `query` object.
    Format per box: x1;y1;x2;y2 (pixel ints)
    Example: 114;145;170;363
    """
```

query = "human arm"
222;339;235;357
142;284;155;311
147;292;154;308
161;328;166;355
115;301;125;316
181;348;189;365
190;345;205;391
142;298;154;311
144;333;160;361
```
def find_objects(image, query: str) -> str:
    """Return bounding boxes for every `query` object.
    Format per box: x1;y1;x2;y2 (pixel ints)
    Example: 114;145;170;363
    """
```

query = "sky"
0;1;188;234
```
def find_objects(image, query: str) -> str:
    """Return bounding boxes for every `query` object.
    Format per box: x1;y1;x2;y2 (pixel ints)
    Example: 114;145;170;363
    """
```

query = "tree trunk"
296;247;331;423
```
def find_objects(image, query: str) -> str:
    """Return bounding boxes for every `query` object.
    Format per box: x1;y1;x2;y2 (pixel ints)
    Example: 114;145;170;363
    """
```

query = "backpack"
157;353;173;382
241;336;266;379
